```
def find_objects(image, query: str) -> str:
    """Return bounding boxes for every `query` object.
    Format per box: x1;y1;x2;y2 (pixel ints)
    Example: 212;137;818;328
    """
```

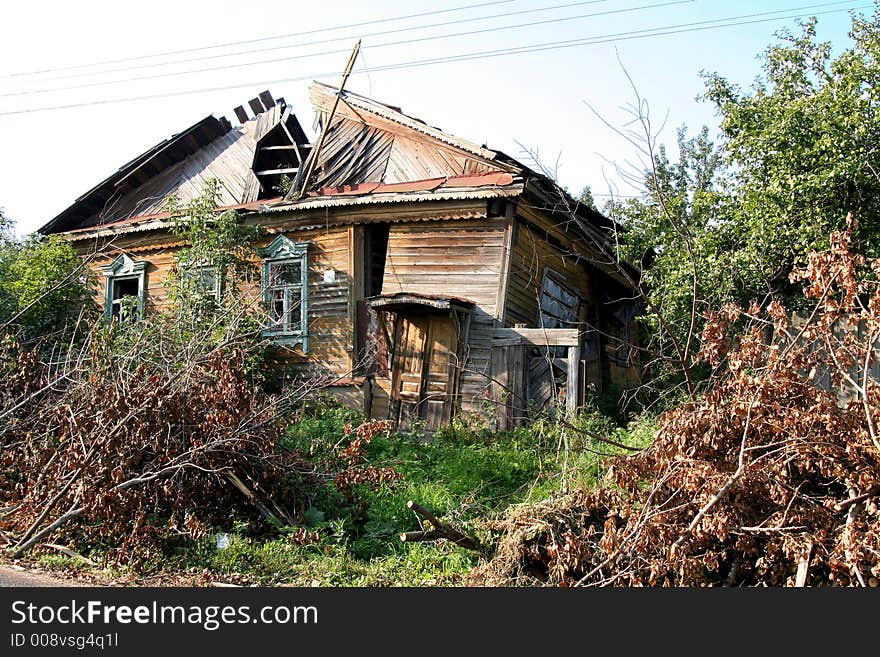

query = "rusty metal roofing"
64;197;283;235
263;182;523;213
61;183;519;242
308;172;515;198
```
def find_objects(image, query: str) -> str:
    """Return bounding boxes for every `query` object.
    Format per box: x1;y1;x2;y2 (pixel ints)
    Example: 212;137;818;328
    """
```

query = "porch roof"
366;292;475;312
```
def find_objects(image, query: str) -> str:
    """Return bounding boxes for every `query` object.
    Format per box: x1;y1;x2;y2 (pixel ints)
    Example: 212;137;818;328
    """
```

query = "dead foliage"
471;222;880;586
0;317;324;567
333;419;399;503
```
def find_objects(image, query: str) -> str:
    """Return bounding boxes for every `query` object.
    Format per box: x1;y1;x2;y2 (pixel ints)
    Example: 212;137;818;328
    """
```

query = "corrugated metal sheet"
63;184;522;241
308;173;515;198
271;183;523;211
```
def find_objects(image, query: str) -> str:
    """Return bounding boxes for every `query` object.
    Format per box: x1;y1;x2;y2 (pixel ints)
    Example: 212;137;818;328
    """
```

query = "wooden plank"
492;328;579;347
566;345;579;419
491;345;510;431
510;344;525;425
495;204;515;325
233;105;249;123
254;167;300;176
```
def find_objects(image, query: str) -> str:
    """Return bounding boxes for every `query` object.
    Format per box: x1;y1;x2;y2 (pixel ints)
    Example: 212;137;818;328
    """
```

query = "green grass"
67;400;656;586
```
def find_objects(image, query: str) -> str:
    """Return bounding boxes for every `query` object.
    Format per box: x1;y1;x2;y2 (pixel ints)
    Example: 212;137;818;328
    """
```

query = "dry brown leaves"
471;223;880;587
0;341;316;567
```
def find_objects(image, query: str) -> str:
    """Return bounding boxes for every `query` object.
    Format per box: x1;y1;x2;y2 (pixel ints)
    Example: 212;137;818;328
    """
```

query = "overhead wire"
0;3;867;117
8;0;619;85
0;0;518;79
0;0;692;98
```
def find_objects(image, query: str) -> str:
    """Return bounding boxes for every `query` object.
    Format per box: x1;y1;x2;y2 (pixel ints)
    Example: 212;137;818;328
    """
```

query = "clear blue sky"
0;0;869;235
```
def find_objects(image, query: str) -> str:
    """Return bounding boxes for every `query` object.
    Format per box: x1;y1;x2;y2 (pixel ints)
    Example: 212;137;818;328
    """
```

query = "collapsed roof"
39;82;613;253
39;91;309;235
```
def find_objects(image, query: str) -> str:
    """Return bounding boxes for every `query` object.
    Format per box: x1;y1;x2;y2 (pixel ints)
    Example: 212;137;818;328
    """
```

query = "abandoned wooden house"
39;84;643;432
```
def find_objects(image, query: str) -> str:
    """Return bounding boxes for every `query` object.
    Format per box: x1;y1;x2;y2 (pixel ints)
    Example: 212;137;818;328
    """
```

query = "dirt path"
0;565;86;587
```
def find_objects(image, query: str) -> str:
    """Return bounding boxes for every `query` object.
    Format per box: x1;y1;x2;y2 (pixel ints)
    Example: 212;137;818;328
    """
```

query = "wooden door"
421;316;458;432
389;313;460;433
391;315;429;429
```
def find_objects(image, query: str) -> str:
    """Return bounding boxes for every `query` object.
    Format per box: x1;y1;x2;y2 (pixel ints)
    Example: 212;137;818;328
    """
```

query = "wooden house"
40;84;643;432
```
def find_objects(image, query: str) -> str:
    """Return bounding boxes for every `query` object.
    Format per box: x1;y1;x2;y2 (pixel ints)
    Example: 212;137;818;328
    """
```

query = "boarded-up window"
539;268;579;329
539;268;579;360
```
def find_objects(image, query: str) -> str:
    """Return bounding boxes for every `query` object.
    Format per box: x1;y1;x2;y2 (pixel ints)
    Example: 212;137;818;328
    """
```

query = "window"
100;254;147;323
539;268;580;358
181;265;221;301
539;268;580;329
607;301;639;366
260;235;309;350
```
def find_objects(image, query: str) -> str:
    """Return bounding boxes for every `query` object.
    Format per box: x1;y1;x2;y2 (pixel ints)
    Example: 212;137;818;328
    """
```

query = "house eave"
60;185;523;242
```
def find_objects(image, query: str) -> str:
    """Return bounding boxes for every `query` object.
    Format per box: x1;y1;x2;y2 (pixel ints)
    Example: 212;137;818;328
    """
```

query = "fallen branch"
795;542;813;587
40;543;97;566
10;505;85;559
225;472;294;526
401;500;480;551
835;486;880;512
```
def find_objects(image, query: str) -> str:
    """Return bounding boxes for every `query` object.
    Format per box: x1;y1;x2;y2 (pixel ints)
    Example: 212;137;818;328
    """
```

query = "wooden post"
566;342;580;420
491;345;510;431
510;344;525;427
295;40;361;198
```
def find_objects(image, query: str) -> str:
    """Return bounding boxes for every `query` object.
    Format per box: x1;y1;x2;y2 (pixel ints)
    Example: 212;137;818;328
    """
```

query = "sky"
0;0;870;236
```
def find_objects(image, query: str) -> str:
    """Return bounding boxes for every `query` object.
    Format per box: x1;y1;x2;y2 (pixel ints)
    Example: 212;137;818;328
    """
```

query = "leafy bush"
472;227;880;587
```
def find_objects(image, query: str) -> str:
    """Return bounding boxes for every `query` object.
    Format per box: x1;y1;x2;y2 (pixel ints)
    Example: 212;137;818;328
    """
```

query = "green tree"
577;185;598;211
0;210;93;341
703;12;880;301
598;8;880;404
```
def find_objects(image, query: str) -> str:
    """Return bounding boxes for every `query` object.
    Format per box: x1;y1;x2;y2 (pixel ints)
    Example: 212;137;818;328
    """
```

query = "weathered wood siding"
83;223;356;377
268;225;354;375
85;242;182;315
503;207;604;390
382;218;507;411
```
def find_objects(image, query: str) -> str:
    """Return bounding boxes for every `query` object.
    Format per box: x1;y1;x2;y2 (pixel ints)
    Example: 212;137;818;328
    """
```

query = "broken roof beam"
233;105;249;124
294;40;361;198
258;90;275;109
253;167;299;176
248;97;265;116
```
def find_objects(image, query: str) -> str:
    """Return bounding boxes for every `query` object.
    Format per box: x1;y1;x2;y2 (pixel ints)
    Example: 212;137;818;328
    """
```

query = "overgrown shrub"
472;224;880;587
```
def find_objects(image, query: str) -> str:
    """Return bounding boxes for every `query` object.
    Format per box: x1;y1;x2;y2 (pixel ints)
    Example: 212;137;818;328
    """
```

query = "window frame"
100;254;147;323
181;263;222;302
260;235;309;351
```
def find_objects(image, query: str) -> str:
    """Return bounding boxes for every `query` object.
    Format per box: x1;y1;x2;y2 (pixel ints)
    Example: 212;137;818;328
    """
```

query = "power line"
0;4;866;117
1;0;692;98
12;0;618;86
1;0;517;79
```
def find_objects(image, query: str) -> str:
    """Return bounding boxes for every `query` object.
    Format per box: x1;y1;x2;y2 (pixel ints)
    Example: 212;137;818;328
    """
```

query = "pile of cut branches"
0;315;321;567
472;224;880;586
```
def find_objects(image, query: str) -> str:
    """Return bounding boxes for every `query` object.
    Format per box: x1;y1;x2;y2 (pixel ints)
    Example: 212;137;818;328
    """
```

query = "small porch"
365;293;474;434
